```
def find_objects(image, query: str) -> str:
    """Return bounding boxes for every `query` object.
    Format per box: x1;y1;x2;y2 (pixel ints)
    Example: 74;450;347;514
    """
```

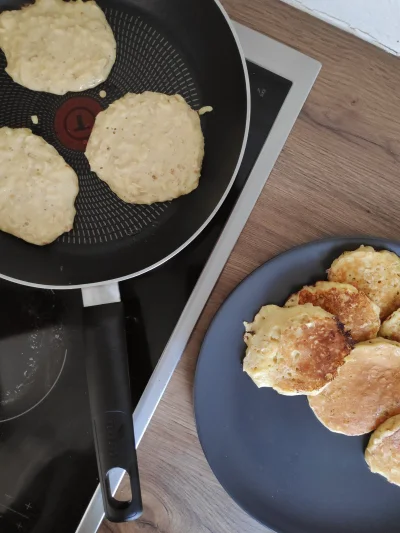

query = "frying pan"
0;0;250;523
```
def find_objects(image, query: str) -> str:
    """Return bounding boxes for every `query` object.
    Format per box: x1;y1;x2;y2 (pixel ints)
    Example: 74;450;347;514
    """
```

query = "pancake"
0;0;116;95
0;127;78;245
286;281;380;342
85;92;204;204
309;338;400;436
379;308;400;343
243;304;352;396
365;414;400;486
328;245;400;320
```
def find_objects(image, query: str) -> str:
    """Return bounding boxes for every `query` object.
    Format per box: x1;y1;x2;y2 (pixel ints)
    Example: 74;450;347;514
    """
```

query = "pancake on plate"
0;0;116;95
328;245;400;320
0;127;79;245
309;338;400;436
243;304;352;396
286;281;380;342
365;414;400;486
85;91;205;204
379;308;400;343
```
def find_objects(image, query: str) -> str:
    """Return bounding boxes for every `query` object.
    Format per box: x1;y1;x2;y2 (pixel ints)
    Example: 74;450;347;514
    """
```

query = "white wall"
281;0;400;55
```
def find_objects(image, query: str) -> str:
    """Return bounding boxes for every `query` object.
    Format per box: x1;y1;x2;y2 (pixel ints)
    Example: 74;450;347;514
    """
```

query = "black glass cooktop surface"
0;61;292;533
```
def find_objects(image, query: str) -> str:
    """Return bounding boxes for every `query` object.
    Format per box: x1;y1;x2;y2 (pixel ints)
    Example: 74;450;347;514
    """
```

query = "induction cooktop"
0;22;320;533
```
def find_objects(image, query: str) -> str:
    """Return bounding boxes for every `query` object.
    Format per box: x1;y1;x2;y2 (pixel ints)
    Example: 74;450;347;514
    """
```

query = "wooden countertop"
100;1;400;531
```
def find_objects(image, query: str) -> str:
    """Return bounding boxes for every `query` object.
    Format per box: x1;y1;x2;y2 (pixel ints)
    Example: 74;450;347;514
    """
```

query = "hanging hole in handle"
106;467;133;506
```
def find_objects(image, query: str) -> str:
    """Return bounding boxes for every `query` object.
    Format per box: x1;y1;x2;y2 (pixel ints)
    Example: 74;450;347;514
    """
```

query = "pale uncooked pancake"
85;92;205;204
0;0;116;95
309;338;400;436
285;281;380;342
328;245;400;320
0;127;79;245
365;414;400;486
379;308;400;343
243;304;352;396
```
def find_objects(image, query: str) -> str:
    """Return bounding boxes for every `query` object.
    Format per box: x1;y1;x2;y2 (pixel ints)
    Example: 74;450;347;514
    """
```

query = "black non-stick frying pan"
195;237;400;533
0;0;250;523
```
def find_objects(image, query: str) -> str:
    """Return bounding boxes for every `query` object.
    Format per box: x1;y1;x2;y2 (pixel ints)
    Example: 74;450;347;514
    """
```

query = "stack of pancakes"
243;245;400;487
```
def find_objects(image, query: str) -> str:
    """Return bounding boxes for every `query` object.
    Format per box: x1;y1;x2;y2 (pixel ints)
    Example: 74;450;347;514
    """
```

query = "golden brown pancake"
243;304;352;396
365;414;400;486
379;308;400;343
309;338;400;435
286;281;380;342
328;245;400;320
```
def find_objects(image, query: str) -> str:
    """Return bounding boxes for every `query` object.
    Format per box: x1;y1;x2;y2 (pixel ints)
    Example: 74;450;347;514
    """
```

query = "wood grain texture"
99;1;400;531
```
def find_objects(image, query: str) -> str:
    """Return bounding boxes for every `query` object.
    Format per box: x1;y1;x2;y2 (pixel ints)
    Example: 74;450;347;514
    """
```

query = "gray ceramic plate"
194;237;400;533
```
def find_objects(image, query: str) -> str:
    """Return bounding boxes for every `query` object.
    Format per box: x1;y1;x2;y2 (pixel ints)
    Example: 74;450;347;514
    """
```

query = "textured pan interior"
0;6;200;245
0;0;248;286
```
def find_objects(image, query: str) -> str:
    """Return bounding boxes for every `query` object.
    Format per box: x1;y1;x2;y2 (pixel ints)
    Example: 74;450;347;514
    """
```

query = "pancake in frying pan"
0;0;116;95
85;91;205;204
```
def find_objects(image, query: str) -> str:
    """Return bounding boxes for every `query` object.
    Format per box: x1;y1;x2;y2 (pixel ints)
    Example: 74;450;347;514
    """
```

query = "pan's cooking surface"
0;8;201;245
0;0;248;286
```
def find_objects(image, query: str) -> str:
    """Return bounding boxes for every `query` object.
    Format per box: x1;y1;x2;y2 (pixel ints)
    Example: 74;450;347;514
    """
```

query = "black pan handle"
84;301;142;522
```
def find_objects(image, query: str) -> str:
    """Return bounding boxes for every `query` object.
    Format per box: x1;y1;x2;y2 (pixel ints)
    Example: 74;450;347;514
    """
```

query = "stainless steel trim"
81;284;121;307
77;21;321;533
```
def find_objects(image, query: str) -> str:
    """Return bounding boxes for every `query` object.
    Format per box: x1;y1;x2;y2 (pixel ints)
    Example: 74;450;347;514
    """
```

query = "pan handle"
84;300;143;522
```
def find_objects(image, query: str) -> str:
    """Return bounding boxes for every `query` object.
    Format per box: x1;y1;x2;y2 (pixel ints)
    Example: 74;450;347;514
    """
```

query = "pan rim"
0;0;251;290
